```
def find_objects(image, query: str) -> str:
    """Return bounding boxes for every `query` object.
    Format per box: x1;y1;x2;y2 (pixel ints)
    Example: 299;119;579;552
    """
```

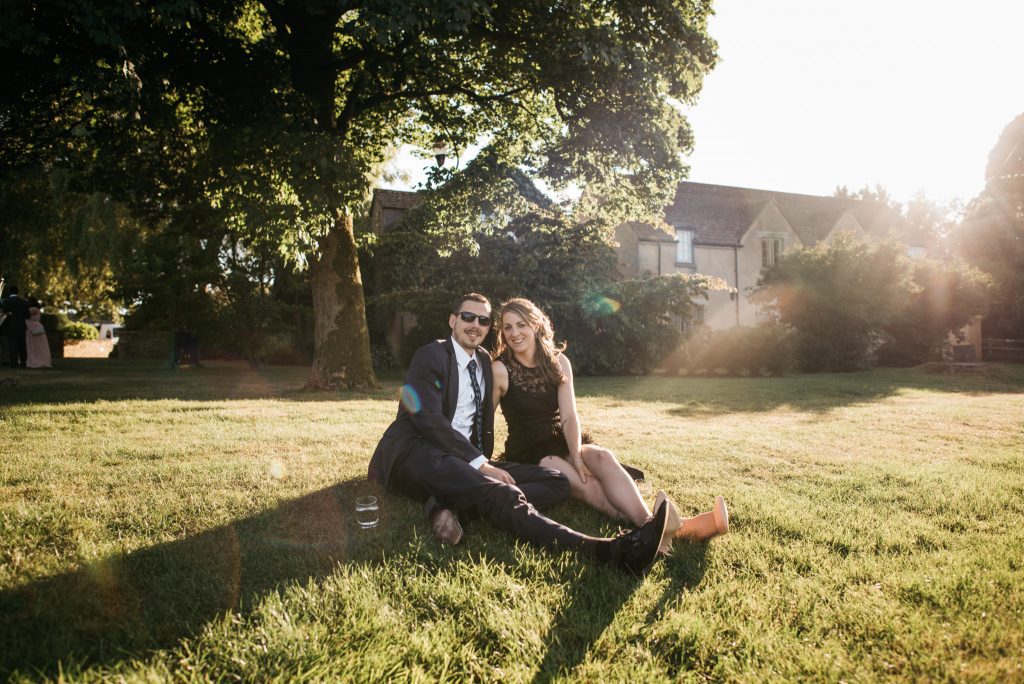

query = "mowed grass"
1;359;1022;682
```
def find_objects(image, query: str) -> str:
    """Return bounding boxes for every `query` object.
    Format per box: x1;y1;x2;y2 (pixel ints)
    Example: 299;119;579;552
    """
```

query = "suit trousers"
5;330;27;367
391;444;587;551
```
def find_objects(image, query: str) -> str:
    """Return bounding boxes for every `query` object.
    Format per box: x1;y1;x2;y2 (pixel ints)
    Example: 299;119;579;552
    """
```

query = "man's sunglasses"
457;311;492;326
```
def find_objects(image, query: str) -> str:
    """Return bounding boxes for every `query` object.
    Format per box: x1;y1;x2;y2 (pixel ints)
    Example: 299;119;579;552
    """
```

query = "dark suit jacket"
1;295;29;333
369;338;494;490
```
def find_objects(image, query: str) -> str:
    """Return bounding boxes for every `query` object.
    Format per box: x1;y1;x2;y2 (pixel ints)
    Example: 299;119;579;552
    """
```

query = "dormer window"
675;229;694;265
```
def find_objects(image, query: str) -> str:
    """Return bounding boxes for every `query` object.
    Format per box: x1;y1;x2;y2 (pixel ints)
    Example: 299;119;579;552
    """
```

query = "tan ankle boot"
676;496;729;542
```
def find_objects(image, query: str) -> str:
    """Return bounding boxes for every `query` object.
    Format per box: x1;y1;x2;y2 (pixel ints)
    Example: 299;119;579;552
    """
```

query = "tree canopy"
985;113;1024;197
953;113;1024;338
1;0;718;386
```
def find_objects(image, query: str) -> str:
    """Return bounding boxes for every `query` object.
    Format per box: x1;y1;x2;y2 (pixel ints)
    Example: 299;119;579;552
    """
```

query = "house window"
676;229;694;264
762;238;783;268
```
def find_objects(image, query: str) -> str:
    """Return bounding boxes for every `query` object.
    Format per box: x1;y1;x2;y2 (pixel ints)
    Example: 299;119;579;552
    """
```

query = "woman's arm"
556;354;588;483
491;359;509;414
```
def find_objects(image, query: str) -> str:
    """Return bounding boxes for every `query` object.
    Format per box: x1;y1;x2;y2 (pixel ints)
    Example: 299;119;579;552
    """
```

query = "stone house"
615;181;910;330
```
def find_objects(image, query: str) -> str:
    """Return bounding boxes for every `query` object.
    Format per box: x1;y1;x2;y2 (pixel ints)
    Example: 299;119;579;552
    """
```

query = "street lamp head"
431;141;448;168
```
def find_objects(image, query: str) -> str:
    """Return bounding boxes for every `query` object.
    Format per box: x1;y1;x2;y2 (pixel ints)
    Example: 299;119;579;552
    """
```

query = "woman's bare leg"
538;455;627;522
579;445;652;527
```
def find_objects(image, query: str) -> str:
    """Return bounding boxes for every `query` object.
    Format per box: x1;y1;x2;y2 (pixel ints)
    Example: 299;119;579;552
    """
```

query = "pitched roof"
371;188;423;211
623;220;676;243
659;181;900;247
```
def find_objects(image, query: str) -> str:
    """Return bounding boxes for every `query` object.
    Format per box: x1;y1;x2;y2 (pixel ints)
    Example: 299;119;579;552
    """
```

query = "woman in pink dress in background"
25;297;51;369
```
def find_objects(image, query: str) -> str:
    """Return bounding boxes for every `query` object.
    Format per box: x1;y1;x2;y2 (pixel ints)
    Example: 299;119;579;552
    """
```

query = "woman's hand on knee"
572;454;589;483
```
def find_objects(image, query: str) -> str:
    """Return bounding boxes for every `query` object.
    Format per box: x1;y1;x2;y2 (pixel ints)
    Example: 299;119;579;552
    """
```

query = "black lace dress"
499;353;592;465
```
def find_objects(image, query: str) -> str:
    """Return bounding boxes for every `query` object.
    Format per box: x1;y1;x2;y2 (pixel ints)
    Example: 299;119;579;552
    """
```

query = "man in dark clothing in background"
1;285;30;368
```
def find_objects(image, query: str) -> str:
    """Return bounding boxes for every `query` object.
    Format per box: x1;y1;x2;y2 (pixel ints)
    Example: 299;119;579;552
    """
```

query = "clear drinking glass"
355;496;380;529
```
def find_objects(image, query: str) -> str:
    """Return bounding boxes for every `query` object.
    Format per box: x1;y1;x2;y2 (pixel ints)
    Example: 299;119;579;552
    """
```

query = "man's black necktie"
467;358;483;451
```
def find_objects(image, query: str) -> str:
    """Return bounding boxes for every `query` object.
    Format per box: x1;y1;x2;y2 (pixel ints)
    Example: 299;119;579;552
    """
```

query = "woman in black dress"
491;298;727;553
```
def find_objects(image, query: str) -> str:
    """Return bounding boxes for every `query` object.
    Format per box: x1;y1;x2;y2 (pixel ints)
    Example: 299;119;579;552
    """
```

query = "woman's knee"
586;446;617;470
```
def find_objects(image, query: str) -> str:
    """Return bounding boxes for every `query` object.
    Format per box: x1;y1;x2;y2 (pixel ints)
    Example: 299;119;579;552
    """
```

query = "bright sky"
384;1;1024;207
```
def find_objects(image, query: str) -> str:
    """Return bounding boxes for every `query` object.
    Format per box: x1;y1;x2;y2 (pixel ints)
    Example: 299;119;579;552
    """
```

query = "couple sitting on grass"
368;293;728;575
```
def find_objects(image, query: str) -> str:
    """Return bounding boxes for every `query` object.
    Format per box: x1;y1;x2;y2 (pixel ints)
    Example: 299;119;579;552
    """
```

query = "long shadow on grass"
529;539;708;682
0;478;407;678
0;474;713;680
574;365;1024;417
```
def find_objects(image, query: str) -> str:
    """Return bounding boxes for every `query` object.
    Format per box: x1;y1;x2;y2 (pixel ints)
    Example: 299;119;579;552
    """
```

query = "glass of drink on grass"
355;496;380;529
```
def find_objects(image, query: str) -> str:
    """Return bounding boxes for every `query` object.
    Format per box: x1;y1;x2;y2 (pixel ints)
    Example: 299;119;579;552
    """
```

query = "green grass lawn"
1;359;1022;682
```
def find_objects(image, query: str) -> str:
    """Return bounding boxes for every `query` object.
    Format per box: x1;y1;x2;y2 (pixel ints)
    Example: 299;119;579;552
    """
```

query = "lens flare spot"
583;294;622;317
401;384;422;414
269;459;285;480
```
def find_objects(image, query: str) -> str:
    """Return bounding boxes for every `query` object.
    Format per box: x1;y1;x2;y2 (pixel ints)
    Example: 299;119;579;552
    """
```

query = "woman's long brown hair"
495;298;566;386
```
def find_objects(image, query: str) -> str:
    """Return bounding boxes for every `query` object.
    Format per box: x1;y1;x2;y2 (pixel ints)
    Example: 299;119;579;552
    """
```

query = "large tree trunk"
306;210;378;390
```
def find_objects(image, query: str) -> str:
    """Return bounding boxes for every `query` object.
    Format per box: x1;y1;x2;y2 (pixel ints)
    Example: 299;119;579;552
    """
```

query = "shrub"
753;236;914;372
258;333;311;366
39;311;70;333
550;274;720;375
369;273;719;375
875;258;991;366
63;321;99;341
370;345;398;372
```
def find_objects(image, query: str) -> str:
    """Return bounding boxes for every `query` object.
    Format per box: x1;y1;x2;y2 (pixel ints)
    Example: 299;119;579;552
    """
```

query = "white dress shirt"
450;337;488;469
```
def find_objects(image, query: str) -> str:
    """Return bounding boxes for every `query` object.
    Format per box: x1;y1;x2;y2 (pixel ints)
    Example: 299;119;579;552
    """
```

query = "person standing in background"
1;285;30;368
25;297;51;369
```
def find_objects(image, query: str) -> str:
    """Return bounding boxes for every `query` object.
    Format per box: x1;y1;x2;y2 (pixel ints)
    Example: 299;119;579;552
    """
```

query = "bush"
753;236;914;372
875;258;991;367
367;273;718;375
39;311;70;333
370;344;398;372
63;321;98;341
550;274;719;375
257;333;311;366
675;324;796;376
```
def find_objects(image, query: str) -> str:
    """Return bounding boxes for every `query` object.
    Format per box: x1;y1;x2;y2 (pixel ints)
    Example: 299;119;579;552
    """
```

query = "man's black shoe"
610;499;668;575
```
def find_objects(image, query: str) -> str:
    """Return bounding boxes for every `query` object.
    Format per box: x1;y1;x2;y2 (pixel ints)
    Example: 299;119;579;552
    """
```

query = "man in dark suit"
368;293;667;574
1;285;30;368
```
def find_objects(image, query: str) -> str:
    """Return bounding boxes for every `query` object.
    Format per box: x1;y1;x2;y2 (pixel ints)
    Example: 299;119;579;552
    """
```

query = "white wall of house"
639;242;664;275
614;223;641;275
736;203;802;327
691;245;738;328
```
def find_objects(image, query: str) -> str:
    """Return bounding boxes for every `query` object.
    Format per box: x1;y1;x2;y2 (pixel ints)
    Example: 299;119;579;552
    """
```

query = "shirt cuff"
469;455;488;470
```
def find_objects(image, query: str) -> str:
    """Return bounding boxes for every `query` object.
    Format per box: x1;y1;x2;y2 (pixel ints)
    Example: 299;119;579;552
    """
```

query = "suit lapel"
443;338;460;421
